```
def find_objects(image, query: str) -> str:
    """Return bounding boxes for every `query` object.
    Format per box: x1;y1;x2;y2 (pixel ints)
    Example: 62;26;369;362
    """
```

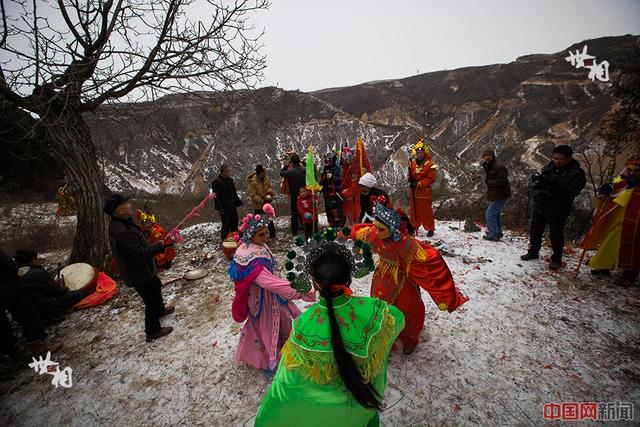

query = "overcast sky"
249;0;640;92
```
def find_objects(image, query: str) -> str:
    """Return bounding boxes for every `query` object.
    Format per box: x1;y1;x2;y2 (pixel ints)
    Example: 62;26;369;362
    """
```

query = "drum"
60;263;98;294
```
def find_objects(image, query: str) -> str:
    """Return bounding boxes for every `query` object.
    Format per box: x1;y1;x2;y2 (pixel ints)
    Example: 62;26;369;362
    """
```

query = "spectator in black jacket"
212;164;243;241
105;194;175;342
320;152;344;228
14;250;86;324
481;150;511;241
521;145;586;270
1;248;61;357
280;153;306;235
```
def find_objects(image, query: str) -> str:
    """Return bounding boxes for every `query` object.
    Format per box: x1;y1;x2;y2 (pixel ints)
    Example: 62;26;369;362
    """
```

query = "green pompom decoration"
361;243;371;253
286;272;296;282
295;236;305;247
324;228;337;241
354;239;363;248
341;226;351;236
285;261;294;270
286;250;297;260
291;278;312;294
312;232;323;242
365;260;376;270
354;267;370;279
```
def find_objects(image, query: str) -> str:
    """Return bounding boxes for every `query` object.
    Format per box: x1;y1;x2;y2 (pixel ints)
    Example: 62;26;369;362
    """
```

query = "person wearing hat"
408;139;437;237
358;172;388;223
586;154;640;286
481;149;511;241
105;194;175;342
228;204;315;371
349;197;468;355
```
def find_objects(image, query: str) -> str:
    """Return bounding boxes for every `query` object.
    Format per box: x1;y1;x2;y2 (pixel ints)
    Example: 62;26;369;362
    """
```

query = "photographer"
521;145;586;270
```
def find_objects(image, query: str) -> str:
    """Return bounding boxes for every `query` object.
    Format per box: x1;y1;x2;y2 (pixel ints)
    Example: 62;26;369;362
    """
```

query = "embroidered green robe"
255;294;405;426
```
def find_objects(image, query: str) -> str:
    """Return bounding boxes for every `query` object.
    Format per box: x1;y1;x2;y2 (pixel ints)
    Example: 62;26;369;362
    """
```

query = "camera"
529;173;553;201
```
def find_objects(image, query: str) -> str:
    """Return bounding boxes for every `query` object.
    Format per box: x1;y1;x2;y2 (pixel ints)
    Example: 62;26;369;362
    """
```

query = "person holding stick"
105;194;175;342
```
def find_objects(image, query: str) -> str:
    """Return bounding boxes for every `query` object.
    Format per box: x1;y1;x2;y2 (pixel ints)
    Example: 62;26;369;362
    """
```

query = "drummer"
14;250;86;325
105;194;175;342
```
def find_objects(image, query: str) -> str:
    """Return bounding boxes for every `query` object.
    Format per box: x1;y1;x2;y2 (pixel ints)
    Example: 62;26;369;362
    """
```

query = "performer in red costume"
585;154;640;286
136;209;176;271
408;138;437;236
340;139;372;225
349;196;468;354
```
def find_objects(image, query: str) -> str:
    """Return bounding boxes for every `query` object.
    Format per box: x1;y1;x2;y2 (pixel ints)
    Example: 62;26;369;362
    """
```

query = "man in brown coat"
247;164;276;238
481;149;511;241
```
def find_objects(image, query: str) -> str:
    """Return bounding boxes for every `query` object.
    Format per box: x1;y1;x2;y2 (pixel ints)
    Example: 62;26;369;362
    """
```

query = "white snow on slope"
1;221;638;425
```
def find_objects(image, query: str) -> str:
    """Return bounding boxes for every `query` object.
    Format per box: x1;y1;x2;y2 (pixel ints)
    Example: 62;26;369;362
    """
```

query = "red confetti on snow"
212;340;218;347
453;404;462;411
544;364;553;369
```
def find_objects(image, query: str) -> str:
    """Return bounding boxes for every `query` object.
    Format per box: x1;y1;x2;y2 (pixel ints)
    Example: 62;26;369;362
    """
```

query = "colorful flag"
355;137;372;177
306;145;322;192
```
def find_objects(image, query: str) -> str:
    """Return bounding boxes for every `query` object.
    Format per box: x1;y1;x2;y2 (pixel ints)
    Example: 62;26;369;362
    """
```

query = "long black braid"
312;253;382;410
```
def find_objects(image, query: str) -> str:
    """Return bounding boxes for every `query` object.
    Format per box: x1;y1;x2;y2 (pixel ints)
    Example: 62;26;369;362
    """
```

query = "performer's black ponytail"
312;253;382;410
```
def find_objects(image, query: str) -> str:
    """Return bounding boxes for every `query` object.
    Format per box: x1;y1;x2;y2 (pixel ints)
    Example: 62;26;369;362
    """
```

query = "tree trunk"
41;110;109;268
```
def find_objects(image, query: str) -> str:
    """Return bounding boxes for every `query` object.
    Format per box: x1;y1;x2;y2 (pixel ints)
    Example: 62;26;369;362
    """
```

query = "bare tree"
0;0;268;267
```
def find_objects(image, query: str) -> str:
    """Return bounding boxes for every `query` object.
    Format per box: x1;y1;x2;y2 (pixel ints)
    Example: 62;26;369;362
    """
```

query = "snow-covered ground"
1;219;638;426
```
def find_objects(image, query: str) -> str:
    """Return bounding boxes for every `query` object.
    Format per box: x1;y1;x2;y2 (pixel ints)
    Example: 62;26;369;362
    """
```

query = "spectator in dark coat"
521;145;586;270
105;194;174;342
212;164;243;241
280;153;306;235
320;152;344;228
14;250;86;324
481;150;511;241
1;248;60;357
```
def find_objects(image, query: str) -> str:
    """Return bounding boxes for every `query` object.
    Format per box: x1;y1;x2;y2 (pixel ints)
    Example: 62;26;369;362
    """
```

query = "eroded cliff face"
75;35;638;204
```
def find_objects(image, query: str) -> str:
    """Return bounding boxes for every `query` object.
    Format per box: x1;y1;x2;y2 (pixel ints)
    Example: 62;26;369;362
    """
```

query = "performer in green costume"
255;232;405;426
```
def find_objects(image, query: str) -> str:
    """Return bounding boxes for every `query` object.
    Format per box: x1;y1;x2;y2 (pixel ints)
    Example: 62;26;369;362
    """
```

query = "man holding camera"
521;145;586;270
105;194;175;342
